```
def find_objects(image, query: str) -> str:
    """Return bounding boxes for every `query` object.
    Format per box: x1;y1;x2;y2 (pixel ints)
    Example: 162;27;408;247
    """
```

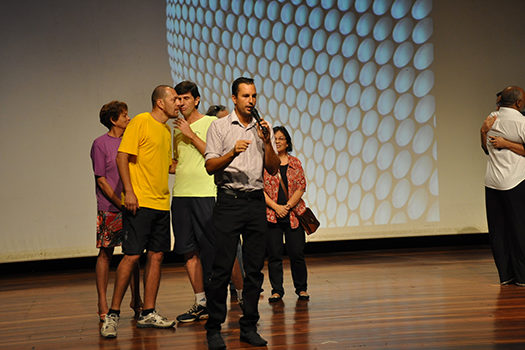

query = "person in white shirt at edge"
480;86;525;286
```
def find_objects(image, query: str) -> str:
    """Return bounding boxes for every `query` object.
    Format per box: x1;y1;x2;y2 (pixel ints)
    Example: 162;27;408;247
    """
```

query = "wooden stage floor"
3;245;525;349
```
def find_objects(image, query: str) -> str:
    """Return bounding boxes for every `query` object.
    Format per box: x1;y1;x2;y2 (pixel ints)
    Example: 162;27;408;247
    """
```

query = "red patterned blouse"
264;155;307;229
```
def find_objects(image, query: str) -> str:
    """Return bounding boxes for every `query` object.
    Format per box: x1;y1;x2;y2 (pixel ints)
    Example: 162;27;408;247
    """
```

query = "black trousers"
205;190;267;334
485;180;525;284
266;221;308;296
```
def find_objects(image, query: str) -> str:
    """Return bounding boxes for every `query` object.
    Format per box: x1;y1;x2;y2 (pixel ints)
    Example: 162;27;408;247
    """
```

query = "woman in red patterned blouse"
264;126;309;302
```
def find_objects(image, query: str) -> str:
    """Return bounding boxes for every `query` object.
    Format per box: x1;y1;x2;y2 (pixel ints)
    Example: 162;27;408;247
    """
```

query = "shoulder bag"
278;173;320;235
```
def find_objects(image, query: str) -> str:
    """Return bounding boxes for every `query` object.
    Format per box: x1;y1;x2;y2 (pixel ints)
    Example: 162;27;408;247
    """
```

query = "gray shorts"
171;197;215;255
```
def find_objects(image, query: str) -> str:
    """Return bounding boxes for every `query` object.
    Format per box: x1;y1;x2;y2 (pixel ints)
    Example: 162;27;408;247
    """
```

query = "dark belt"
218;188;263;200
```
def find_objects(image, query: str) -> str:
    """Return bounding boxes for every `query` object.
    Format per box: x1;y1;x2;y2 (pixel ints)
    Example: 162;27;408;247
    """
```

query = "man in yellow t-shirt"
100;85;178;339
171;81;217;323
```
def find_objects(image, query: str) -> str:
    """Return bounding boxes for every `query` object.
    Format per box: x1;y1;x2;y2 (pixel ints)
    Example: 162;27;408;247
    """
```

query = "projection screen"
166;0;437;240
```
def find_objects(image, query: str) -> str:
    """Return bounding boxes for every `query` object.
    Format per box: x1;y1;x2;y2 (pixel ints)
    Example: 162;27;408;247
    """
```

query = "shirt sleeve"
118;117;141;156
205;120;221;160
90;139;106;178
295;158;307;191
202;116;217;141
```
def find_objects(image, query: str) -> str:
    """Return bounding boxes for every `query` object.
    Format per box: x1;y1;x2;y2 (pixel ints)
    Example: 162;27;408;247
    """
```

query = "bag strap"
277;171;289;199
278;171;301;217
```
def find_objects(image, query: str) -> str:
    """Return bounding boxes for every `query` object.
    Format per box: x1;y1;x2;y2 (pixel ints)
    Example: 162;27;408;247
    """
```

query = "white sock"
236;289;243;300
195;292;206;306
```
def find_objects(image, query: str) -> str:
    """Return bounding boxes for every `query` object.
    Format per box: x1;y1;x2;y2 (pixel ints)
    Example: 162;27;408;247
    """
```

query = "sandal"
97;312;107;322
268;293;282;303
131;301;143;319
298;291;310;301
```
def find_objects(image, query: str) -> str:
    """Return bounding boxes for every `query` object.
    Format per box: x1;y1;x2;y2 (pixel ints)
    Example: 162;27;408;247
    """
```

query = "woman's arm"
286;158;307;210
286;189;305;211
264;191;289;218
96;176;122;210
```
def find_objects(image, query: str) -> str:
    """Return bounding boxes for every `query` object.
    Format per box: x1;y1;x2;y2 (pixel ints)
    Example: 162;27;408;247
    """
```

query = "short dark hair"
496;90;503;106
99;100;128;130
273;125;293;153
151;85;172;108
232;77;254;97
500;86;524;108
175;81;200;108
206;105;227;116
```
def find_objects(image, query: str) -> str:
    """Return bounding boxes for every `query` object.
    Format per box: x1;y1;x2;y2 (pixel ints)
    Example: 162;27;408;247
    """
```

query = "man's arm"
116;151;139;215
174;118;206;155
205;140;251;175
96;176;122;209
263;142;280;176
170;124;178;174
257;120;279;175
489;136;525;156
480;115;496;155
169;159;177;174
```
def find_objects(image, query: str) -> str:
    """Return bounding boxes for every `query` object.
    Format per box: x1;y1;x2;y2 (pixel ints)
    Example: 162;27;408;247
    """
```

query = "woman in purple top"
90;101;142;321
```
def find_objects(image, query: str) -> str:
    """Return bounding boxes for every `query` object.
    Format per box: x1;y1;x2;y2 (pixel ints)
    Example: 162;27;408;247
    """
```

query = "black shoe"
268;293;282;303
298;292;310;301
177;304;208;323
207;332;226;350
240;331;267;346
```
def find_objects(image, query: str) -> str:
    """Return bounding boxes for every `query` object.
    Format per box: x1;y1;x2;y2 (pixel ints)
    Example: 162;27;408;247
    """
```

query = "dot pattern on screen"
166;0;438;228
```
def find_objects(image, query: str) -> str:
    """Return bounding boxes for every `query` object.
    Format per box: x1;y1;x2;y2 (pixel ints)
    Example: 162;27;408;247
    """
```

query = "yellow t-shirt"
172;115;217;197
119;112;172;211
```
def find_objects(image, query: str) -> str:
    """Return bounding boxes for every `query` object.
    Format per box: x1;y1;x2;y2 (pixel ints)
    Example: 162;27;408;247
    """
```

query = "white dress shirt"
205;110;277;191
485;107;525;190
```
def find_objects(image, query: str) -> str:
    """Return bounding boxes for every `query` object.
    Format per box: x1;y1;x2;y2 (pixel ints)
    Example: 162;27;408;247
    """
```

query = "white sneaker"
100;313;119;338
137;310;175;328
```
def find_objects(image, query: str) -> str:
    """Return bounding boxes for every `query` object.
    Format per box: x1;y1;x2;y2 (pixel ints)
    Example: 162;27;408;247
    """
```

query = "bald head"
151;85;173;108
499;86;525;110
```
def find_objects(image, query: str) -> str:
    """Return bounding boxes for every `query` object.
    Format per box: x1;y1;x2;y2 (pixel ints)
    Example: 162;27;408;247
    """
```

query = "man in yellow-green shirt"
171;81;217;323
100;85;179;338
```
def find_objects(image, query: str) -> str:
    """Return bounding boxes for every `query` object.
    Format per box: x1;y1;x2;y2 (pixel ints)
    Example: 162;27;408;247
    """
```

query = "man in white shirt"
482;86;525;286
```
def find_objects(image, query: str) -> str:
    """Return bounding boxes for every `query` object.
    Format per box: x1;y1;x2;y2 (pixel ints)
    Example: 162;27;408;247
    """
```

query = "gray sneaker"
100;313;119;338
137;310;175;328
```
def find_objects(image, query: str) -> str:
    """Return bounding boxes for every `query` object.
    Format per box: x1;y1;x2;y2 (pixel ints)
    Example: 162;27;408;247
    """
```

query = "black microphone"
251;107;269;137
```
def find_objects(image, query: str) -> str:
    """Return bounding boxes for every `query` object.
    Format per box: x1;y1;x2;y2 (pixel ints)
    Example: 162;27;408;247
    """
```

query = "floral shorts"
96;211;123;248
